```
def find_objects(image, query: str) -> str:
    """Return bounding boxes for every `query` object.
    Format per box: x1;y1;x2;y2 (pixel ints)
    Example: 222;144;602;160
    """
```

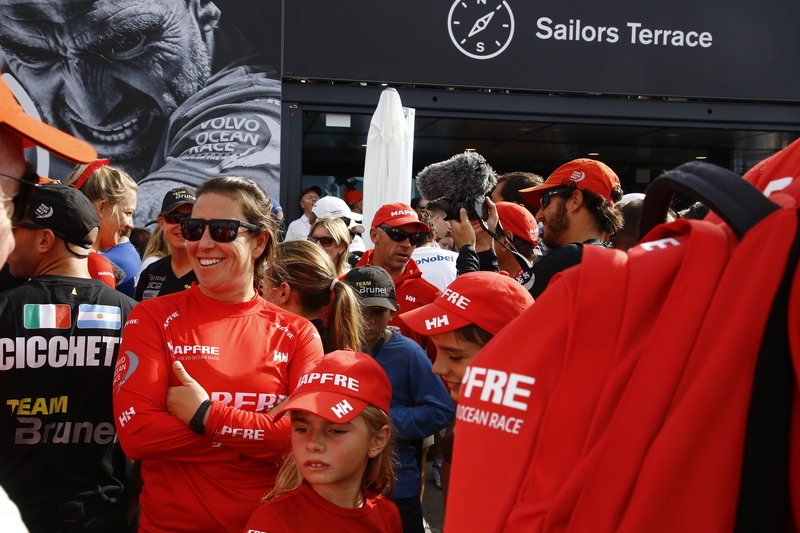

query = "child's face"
430;330;484;402
291;411;382;500
361;306;396;347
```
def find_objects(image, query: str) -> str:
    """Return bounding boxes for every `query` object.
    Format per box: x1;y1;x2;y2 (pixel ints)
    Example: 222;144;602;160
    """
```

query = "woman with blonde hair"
308;216;351;276
265;239;364;353
65;160;138;288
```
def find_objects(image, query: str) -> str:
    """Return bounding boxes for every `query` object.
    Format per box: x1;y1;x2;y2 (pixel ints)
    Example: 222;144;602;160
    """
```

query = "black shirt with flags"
0;275;135;533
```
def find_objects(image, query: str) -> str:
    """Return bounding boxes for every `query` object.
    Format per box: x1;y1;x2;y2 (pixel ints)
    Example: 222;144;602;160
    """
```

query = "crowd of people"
0;70;778;533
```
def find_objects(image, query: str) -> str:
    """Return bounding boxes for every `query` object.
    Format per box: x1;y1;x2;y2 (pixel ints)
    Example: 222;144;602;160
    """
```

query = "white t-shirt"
411;246;458;291
284;214;312;241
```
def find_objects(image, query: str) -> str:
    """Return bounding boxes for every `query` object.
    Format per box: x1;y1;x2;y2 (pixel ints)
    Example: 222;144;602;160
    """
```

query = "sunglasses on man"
0;165;40;228
180;218;259;242
308;235;337;247
379;225;425;246
539;188;575;209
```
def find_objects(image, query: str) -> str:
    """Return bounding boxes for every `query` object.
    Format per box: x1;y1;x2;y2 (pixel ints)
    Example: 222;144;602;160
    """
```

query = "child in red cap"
244;351;402;533
400;272;533;500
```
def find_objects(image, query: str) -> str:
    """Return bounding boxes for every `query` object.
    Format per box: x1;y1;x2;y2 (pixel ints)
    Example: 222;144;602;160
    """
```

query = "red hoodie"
356;250;440;351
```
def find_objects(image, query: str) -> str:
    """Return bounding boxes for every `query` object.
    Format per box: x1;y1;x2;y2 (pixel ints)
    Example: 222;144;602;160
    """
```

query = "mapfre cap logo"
33;203;54;218
569;171;586;183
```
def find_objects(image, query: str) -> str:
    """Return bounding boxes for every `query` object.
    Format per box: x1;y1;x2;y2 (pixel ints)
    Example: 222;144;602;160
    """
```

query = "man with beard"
0;0;281;226
517;158;623;298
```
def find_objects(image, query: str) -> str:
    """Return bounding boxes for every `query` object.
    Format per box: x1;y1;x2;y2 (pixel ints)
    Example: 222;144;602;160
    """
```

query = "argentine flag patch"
77;304;121;329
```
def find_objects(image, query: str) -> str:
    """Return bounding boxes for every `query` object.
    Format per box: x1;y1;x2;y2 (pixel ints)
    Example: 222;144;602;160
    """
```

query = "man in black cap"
135;187;197;301
0;184;136;533
284;184;321;241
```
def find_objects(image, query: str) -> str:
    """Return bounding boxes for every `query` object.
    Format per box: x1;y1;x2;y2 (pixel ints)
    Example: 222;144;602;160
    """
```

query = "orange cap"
520;159;620;207
0;77;97;164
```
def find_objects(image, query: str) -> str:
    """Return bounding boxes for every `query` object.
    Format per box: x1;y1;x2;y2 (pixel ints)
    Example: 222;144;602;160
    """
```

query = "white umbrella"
362;87;415;248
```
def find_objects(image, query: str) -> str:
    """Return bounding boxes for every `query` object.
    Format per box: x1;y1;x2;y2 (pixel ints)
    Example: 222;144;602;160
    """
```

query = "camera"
439;195;488;221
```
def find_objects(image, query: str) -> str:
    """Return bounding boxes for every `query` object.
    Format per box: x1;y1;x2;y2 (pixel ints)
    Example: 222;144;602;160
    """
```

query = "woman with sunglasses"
308;216;351;276
113;176;324;533
134;187;198;301
65;161;138;289
265;239;364;353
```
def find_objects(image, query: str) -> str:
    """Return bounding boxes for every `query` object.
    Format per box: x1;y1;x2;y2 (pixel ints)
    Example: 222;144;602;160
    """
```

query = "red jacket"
113;284;323;533
445;207;799;532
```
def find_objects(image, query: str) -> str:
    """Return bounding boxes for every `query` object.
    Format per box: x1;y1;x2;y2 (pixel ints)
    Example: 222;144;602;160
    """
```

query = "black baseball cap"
160;187;196;214
343;265;397;311
25;184;98;251
147;187;196;226
299;185;322;200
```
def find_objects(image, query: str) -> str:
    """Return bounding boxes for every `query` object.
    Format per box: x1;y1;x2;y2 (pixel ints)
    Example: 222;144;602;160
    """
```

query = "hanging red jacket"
445;161;800;532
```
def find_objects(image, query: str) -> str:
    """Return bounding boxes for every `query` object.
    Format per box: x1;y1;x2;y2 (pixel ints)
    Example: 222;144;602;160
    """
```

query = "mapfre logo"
569;171;586;182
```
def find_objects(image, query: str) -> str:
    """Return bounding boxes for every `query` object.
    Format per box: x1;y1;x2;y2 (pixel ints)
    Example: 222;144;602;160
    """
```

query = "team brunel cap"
25;184;99;250
343;265;397;311
274;350;392;424
0;78;97;164
401;271;533;336
371;202;429;232
520;158;621;207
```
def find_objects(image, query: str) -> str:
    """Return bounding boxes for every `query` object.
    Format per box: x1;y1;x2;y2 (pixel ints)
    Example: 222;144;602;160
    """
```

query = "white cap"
312;196;365;233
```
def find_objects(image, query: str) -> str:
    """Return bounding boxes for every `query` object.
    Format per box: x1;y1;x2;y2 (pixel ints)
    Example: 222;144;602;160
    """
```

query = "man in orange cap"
517;158;623;298
0;77;97;266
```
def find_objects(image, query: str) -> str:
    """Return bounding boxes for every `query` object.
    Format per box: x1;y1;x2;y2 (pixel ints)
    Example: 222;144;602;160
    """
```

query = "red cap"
496;201;538;244
401;272;533;336
274;350;392;423
520;159;620;207
371;202;429;232
0;77;97;164
344;189;363;205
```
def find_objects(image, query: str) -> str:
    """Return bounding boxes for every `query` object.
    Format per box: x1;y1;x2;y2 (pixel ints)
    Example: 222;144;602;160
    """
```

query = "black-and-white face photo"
0;0;282;226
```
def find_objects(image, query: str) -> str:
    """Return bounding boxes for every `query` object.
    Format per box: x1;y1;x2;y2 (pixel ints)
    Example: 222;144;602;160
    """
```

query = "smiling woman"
64;161;138;289
113;176;324;533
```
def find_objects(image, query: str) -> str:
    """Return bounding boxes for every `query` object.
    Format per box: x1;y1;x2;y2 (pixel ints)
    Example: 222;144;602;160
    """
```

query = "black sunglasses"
180;218;259;242
162;211;191;224
379;225;424;246
540;188;575;209
308;235;336;247
0;166;40;228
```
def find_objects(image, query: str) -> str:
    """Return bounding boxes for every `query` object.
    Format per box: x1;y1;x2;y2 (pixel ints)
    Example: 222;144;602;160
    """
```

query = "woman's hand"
166;361;210;425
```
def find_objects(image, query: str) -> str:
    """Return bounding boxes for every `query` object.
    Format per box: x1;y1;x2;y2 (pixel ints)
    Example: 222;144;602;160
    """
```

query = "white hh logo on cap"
425;314;450;330
331;399;353;419
569;171;586;182
34;204;54;218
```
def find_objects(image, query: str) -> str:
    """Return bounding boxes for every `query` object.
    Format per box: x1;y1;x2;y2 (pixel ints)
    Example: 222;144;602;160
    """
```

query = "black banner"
285;0;800;102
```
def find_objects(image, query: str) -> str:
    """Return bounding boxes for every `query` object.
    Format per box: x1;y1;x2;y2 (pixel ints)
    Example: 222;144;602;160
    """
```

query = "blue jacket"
374;332;455;499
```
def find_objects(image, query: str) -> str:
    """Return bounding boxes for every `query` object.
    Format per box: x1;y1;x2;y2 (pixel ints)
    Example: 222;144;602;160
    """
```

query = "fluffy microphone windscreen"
416;151;497;201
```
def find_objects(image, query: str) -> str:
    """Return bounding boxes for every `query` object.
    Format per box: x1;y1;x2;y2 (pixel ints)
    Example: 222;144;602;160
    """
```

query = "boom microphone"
416;151;497;202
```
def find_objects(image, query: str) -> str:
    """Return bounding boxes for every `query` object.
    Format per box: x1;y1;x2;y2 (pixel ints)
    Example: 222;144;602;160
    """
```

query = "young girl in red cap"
244;350;402;533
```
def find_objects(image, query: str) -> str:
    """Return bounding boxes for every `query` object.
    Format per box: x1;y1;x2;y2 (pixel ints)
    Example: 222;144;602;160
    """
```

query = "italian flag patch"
24;304;71;329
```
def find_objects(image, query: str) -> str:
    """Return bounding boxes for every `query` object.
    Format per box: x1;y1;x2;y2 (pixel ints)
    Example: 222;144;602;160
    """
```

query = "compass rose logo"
448;0;515;60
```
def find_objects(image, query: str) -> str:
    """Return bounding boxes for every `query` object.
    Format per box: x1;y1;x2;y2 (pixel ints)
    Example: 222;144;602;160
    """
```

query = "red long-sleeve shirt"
113;284;323;533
